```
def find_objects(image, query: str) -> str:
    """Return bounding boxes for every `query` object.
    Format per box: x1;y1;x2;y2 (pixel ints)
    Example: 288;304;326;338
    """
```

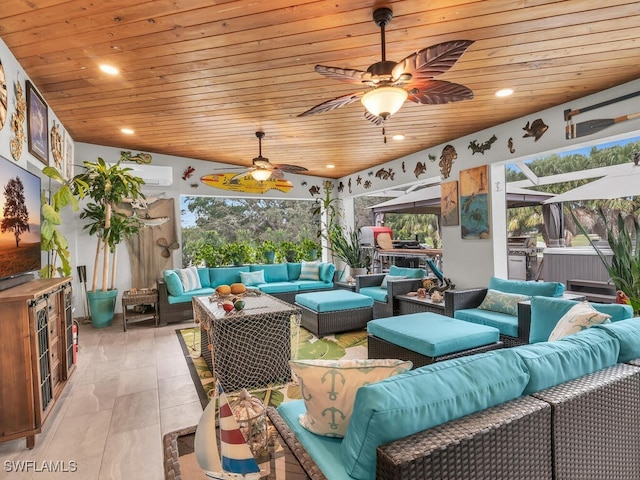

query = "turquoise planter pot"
87;289;118;328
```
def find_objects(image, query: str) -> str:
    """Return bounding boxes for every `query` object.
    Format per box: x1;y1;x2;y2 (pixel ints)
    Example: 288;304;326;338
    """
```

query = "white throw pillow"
176;266;202;292
548;301;611;341
478;289;530;316
380;275;406;289
299;260;320;281
239;270;265;286
290;358;412;438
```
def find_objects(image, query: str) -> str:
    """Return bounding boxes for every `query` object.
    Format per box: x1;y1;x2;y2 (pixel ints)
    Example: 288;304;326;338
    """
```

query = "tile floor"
0;316;203;479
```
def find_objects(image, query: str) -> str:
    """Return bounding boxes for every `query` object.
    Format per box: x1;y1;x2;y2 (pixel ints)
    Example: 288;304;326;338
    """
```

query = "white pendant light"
251;168;272;181
361;86;408;119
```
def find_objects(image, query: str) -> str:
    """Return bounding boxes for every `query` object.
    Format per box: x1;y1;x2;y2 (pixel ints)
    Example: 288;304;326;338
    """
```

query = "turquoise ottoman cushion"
277;401;349;480
529;296;634;343
342;349;530;480
296;290;374;313
512;327;620;395
368;313;500;357
454;308;519;337
358;286;388;302
595;317;640;362
489;276;564;297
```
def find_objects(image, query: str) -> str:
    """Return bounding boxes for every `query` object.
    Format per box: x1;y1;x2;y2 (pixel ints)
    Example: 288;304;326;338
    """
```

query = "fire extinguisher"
72;320;79;364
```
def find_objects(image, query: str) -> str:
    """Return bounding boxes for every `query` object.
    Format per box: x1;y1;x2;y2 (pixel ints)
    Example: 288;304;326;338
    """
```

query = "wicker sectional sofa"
268;316;640;480
157;262;335;324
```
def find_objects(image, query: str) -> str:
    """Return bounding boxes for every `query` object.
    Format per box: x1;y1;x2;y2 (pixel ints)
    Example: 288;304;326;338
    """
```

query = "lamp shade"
251;168;272;181
361;86;408;119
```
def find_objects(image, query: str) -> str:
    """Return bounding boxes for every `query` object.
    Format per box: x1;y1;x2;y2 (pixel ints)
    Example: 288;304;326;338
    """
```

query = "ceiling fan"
298;7;474;123
231;131;308;181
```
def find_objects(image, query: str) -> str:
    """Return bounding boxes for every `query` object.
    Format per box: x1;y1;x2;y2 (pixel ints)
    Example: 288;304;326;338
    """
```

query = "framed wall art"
441;180;459;226
26;80;48;165
459;165;490;239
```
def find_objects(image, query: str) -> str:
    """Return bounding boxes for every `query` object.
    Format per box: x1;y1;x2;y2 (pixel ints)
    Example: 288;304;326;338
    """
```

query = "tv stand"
0;273;35;292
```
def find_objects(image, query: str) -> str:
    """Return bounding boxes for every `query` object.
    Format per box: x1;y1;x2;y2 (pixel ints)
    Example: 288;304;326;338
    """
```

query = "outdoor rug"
176;321;368;409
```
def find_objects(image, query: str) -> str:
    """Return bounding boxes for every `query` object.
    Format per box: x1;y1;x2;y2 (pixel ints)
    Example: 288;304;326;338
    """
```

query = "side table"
122;289;159;331
334;281;356;292
396;294;445;315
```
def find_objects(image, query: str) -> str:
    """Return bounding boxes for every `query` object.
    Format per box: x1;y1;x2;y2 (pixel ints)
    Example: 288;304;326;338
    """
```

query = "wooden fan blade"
160;249;170;258
272;164;308;174
314;65;370;84
392;40;474;82
407;80;474;105
169;242;180;250
364;111;384;126
157;237;168;247
298;92;364;117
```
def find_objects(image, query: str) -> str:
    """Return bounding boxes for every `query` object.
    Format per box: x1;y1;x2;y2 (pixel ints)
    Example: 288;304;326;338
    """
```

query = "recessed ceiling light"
495;88;514;97
392;134;405;141
121;128;134;135
326;164;335;169
100;64;119;75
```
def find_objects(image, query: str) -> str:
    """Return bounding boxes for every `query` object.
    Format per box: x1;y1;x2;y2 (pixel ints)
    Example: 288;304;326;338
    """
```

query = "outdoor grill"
508;236;539;280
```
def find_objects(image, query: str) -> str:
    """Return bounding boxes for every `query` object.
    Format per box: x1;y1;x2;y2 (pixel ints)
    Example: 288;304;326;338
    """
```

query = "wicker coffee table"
163;420;309;480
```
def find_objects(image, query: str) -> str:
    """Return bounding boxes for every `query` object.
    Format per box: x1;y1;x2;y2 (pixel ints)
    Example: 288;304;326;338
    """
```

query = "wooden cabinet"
0;278;75;449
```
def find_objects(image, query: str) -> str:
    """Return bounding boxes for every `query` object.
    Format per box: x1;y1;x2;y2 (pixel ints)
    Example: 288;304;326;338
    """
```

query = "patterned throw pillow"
478;289;530;316
176;266;202;292
380;275;406;289
290;358;412;438
548;301;611;341
239;270;265;286
299;260;320;281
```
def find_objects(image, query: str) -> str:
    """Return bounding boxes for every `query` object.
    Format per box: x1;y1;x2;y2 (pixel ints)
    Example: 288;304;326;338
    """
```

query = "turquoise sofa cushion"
357;286;388;303
368;313;499;358
529;296;634;343
388;265;425;278
277;401;349;480
209;266;250;287
166;287;215;304
489;276;564;297
292;280;334;291
252;263;289;282
296;290;373;312
163;270;184;296
287;262;302;280
454;308;519;337
197;268;211;288
319;262;336;283
595;317;640;362
342;350;530;480
257;282;298;294
512;328;619;395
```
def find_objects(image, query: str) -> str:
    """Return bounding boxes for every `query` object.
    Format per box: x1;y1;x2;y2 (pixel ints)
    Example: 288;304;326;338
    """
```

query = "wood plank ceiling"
2;0;640;179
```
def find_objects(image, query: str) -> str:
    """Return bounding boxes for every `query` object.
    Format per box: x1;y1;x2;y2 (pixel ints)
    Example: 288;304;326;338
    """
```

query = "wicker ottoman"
295;290;374;337
368;313;502;368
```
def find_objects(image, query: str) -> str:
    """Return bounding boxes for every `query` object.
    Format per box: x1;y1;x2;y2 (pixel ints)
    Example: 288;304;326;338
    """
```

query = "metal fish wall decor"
522;119;548;141
468;134;497;155
439;145;457;179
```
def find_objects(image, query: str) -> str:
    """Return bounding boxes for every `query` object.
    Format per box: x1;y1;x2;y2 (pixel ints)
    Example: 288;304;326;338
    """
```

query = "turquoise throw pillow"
477;289;529;316
163;270;184;296
388;265;425;278
318;262;336;283
239;270;265;286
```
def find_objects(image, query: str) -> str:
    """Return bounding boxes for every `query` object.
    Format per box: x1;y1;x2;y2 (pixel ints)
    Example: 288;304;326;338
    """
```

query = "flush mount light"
326;164;335;169
121;128;134;135
392;134;405;141
100;64;119;75
495;88;514;97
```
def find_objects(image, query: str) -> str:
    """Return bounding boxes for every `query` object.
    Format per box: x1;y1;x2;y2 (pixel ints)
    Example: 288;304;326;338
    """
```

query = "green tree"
1;177;30;248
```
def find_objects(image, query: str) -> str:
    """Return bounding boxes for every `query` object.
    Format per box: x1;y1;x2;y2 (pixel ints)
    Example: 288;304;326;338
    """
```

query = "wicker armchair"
157;277;195;324
356;274;423;318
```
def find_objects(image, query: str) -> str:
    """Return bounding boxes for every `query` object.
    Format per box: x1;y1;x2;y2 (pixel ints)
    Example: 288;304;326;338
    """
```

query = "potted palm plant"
328;225;369;277
74;158;145;327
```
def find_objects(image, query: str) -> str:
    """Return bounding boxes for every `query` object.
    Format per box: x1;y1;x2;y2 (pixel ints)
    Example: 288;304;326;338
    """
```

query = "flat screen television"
0;155;41;283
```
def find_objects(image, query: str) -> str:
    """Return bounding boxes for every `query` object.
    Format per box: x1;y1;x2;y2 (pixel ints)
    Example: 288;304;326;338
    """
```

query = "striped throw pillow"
299;260;320;281
176;266;202;292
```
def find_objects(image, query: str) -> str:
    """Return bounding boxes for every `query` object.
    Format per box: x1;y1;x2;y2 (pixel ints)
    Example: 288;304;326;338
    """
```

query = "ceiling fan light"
361;86;408;119
251;168;272;181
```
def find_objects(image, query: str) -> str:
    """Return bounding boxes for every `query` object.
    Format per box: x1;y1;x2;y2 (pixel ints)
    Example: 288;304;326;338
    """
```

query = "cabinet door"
32;298;54;424
62;284;75;379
